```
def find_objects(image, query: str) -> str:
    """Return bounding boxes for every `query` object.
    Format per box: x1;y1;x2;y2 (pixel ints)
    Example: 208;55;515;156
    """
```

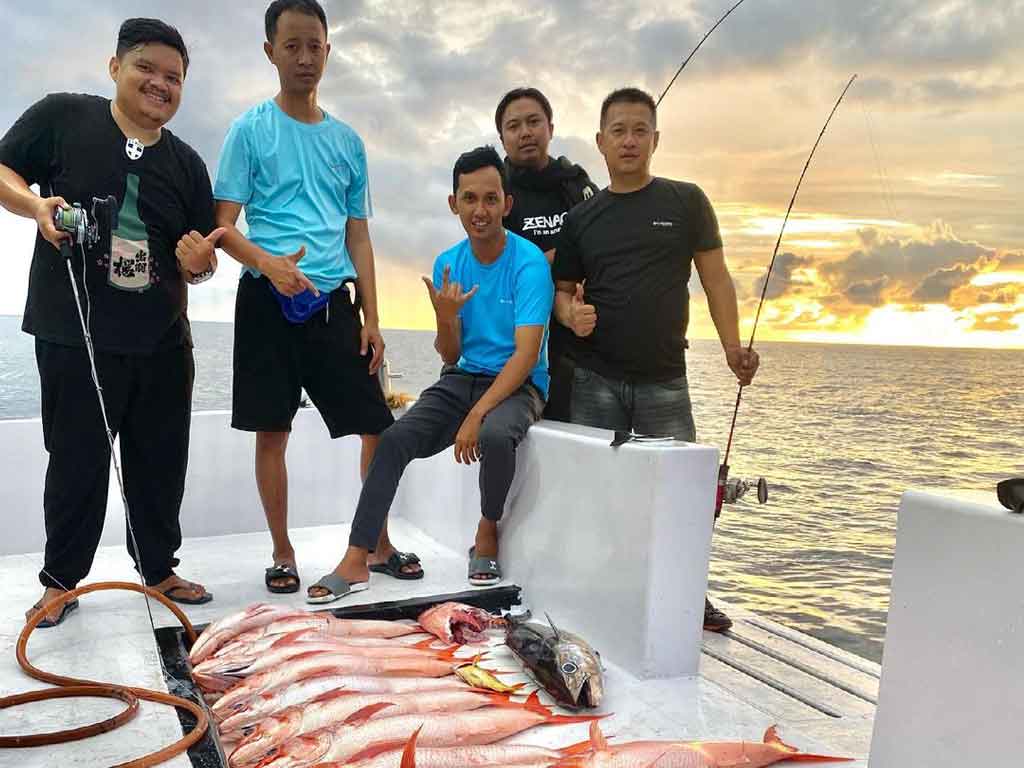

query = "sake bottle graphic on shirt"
108;173;152;292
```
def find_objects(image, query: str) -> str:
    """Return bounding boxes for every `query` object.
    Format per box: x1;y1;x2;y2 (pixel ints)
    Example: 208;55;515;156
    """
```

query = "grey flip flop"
306;573;369;605
467;546;502;588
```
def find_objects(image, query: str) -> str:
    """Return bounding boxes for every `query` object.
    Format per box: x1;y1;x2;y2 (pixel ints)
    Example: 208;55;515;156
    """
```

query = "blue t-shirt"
214;99;371;293
433;232;554;398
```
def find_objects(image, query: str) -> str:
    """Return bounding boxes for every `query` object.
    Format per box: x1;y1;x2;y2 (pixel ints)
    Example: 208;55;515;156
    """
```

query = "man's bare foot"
474;519;499;559
307;548;370;600
269;547;299;590
151;573;212;604
25;586;70;625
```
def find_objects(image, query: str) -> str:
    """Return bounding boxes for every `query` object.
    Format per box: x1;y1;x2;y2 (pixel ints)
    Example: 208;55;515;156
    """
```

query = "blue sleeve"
514;249;555;327
432;254;447;291
346;136;371;219
213;118;253;204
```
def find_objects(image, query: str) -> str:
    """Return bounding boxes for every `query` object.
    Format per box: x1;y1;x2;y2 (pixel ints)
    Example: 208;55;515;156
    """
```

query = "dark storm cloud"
753;252;812;300
911;264;978;303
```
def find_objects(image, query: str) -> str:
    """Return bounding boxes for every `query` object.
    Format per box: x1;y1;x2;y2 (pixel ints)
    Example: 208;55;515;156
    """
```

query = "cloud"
846;276;890;306
754;252;812;300
911;264;978;303
970;310;1023;333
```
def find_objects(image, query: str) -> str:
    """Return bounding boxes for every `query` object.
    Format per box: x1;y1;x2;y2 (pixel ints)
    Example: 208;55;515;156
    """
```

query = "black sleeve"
503;194;525;237
552;211;585;283
0;94;67;186
188;152;216;235
693;184;722;252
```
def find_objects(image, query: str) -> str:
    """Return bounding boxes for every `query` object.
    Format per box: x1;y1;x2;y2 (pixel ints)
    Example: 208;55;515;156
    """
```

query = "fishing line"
717;75;859;513
656;0;750;107
60;238;172;682
858;93;898;223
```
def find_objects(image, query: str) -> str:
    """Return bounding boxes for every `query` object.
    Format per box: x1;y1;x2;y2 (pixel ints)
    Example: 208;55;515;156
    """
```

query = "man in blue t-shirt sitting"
307;146;554;602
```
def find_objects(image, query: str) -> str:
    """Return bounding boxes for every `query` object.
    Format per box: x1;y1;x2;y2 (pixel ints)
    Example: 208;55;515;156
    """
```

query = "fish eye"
561;661;578;674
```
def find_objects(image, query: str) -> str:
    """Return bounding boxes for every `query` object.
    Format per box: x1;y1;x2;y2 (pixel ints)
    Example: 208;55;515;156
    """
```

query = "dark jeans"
348;369;544;550
35;338;194;590
570;365;696;441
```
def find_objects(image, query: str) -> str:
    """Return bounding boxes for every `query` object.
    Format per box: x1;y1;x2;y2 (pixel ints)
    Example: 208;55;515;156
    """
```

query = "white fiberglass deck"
0;521;871;768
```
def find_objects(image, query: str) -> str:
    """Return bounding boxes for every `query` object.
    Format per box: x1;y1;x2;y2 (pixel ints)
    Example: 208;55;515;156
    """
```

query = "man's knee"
479;421;514;456
256;430;289;455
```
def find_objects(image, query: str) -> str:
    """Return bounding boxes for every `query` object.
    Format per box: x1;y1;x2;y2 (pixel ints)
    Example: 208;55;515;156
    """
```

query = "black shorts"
231;273;395;438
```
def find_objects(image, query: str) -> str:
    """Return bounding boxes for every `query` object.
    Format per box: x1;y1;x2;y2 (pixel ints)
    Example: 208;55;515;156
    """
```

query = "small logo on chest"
652;220;675;228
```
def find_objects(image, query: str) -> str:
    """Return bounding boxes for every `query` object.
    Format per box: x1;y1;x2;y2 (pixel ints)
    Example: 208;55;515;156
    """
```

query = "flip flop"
467;546;502;588
368;551;424;581
306;573;369;605
32;598;79;629
161;582;214;605
265;563;301;594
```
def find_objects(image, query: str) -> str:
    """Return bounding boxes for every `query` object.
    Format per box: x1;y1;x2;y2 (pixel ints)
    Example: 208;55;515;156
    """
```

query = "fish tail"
400;725;422;768
765;725;855;762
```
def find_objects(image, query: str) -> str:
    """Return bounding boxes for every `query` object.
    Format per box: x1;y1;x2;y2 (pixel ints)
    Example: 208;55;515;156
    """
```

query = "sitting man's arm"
452;324;544;464
694;246;759;386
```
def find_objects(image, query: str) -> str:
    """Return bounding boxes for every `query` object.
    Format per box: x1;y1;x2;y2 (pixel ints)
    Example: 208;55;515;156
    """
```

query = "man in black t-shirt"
0;19;220;627
553;87;760;632
497;87;599;421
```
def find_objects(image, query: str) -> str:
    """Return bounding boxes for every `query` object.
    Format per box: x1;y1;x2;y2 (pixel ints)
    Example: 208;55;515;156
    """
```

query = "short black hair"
494;87;553;134
116;18;189;75
452;146;508;195
600;87;657;129
265;0;329;43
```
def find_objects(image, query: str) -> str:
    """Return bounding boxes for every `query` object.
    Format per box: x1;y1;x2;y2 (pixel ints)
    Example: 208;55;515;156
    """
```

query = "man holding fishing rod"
553;87;760;632
0;18;219;627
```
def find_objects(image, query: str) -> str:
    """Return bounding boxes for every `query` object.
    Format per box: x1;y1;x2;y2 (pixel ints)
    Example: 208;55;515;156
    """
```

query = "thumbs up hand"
264;244;320;297
569;283;597;337
176;227;225;282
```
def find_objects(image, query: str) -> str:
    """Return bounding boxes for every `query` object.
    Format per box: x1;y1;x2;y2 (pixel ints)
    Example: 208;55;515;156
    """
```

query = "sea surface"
2;315;1022;662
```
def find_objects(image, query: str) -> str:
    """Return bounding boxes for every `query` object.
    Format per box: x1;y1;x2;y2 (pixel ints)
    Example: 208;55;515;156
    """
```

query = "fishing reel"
53;196;118;257
722;476;768;505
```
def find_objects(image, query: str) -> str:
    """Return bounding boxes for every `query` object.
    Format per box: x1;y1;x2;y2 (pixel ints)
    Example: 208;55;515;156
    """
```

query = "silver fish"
504;613;604;709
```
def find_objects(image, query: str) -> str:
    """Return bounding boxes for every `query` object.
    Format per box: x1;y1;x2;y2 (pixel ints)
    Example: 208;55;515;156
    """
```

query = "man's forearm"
0;165;41;219
705;278;742;349
434;315;461;365
554;288;575;328
349;238;380;325
213;219;275;271
470;348;537;419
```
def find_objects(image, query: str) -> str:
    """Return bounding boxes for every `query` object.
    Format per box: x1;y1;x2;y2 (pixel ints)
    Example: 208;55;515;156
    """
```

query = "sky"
1;0;1022;348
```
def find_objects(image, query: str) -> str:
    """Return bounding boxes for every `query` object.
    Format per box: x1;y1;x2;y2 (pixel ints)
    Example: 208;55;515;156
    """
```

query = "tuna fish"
504;614;604;709
551;722;854;767
251;692;600;768
229;689;500;766
418;603;504;644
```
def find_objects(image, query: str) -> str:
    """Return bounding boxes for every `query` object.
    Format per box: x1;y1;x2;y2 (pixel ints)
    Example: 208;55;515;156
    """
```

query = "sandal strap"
266;564;299;579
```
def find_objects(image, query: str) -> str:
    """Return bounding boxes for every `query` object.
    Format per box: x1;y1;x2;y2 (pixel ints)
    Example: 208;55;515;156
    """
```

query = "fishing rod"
656;0;750;107
715;74;859;516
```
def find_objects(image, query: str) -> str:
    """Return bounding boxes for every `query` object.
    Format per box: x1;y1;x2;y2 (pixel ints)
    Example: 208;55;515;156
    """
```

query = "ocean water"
2;315;1022;662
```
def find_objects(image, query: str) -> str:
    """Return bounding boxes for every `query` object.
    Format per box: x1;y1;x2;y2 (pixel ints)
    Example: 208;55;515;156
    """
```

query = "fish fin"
435;644;464;662
270;629;310;648
346;738;411;764
400;726;422;768
764;726;855;763
344;702;395;725
545;612;562;641
309;688;357;705
558;732;599;756
545;711;611;725
413;637;438;650
589;720;609;750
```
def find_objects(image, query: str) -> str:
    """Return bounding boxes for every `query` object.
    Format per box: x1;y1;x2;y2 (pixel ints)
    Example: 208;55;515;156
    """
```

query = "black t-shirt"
503;156;599;365
0;93;215;354
553;177;722;382
503;156;598;253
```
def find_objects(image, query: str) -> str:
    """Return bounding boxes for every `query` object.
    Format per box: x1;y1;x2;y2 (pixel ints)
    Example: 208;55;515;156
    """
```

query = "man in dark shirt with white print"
553;87;760;632
0;18;219;627
497;87;598;422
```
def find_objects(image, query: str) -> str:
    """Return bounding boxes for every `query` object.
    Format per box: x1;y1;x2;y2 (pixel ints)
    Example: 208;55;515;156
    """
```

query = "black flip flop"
265;563;301;593
467;546;501;588
161;583;214;605
33;598;79;629
368;551;424;581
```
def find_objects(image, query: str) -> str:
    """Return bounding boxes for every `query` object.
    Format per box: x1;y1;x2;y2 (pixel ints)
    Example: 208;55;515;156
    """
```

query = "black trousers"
35;338;194;590
348;369;544;551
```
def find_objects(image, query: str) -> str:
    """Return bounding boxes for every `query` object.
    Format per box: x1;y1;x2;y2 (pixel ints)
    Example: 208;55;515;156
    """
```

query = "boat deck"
0;521;873;767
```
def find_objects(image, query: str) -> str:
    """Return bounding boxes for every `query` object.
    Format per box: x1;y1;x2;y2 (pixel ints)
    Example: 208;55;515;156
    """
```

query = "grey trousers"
348;368;544;551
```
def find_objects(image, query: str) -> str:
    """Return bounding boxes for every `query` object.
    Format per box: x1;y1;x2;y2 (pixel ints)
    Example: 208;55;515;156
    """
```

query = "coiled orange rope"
0;582;209;766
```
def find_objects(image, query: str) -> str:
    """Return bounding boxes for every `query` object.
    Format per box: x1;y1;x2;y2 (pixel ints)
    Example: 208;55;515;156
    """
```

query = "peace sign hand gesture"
422;265;479;322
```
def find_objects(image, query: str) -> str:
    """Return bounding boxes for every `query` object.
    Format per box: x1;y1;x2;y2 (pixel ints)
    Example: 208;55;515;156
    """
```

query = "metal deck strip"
743;616;881;679
725;625;878;705
700;644;845;718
